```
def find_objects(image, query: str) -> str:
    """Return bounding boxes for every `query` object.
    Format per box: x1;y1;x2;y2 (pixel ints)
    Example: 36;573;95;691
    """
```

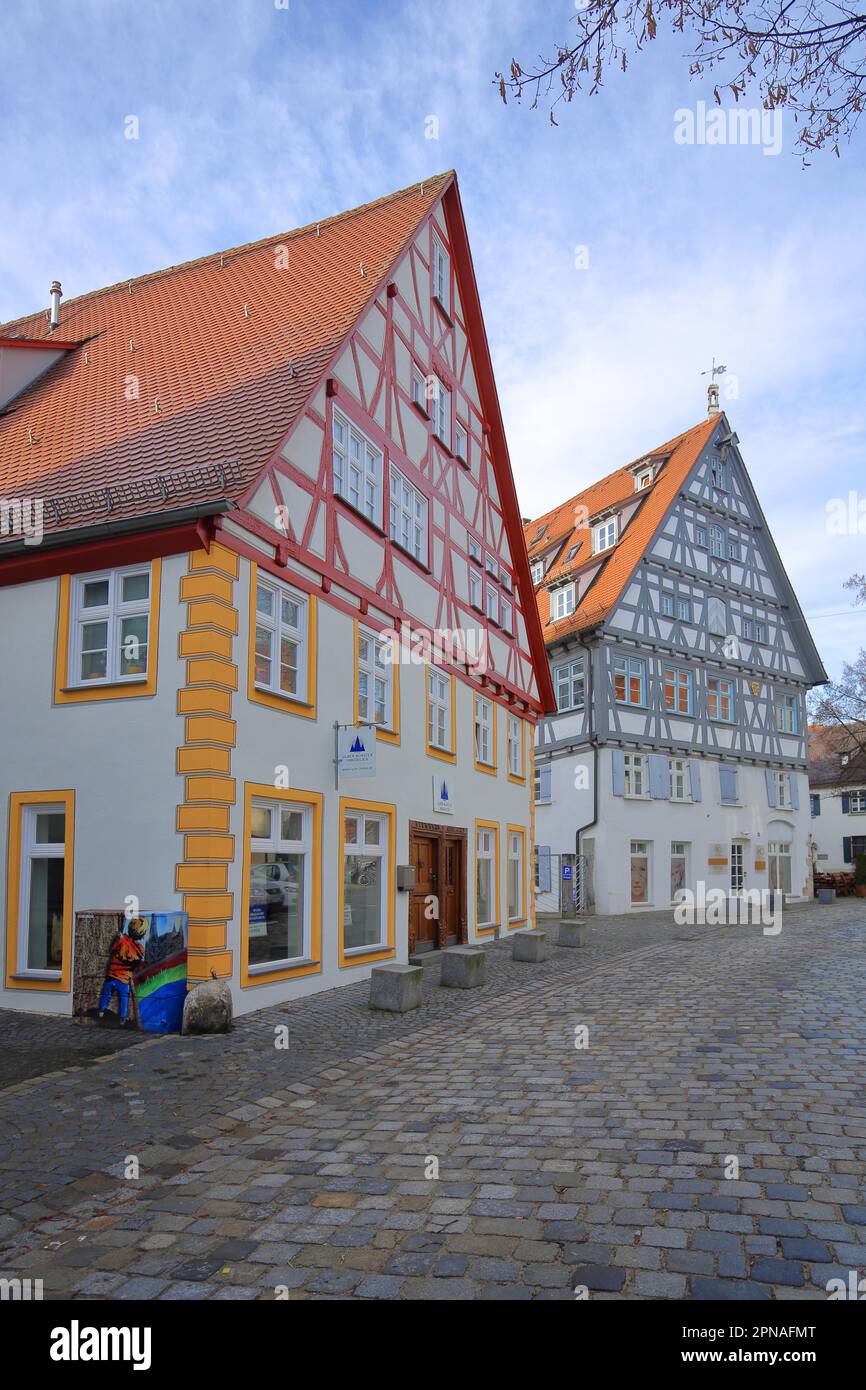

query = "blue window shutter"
810;794;821;816
649;754;669;799
843;836;853;864
538;764;551;801
790;775;800;811
719;763;737;804
612;749;625;797
538;845;552;891
765;769;777;807
689;759;702;802
842;793;851;814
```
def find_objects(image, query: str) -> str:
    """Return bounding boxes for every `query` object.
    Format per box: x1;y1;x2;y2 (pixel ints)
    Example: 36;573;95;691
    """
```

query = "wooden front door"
409;832;439;952
440;837;462;946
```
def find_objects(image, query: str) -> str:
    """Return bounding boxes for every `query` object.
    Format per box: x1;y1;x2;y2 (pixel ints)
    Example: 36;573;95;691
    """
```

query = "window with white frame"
669;758;690;801
728;539;741;561
508;830;524;922
343;809;389;952
357;629;394;729
411;366;428;412
592;517;617;553
476;826;496;927
663;665;693;715
70;566;152;686
500;596;513;634
455;419;468;462
248;799;312;969
469;535;482;562
18;804;67;974
500;569;512;592
707;674;734;722
485;553;499;579
630;840;650;903
678;597;692;622
554;657;585;712
662;591;675;617
670;841;688;902
552;584;576;621
635;468;653;490
475;695;494;766
849;790;866;813
743;616;768;643
710;525;725;558
614;654;646;706
332;409;382;522
775;693;798;734
507;715;523;777
432;232;450;313
707;597;728;636
432;378;450;447
469;567;483;609
768;839;792;894
695;524;708;548
428;669;452;751
711;458;729;491
775;771;793;809
485;585;499;624
389;466;428;563
530;560;544;584
254;577;308;700
623;753;648;798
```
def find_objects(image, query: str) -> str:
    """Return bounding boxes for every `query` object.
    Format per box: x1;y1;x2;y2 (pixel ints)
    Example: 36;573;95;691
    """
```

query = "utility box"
396;864;416;892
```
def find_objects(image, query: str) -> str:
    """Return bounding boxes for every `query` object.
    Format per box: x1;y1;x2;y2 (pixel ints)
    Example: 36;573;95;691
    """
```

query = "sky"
1;0;864;679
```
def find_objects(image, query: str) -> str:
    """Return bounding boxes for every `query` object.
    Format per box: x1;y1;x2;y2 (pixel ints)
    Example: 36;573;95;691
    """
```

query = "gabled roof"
524;417;718;639
808;723;866;788
0;174;453;536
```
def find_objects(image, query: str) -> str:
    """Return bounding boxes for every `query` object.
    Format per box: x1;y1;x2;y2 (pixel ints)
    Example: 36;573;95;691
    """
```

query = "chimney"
49;280;62;331
707;381;720;418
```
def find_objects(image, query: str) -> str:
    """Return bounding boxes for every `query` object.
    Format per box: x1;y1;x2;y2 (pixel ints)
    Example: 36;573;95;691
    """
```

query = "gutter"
0;499;235;558
575;632;600;907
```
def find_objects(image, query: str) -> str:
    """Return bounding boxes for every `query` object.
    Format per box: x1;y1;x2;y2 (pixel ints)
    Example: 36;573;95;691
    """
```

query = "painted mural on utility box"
73;911;188;1033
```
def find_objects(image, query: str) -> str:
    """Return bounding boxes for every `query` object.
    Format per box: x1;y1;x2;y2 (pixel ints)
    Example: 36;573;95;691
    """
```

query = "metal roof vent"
49;280;62;331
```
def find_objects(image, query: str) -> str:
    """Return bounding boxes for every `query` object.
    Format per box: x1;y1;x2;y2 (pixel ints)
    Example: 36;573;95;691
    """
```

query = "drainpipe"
575;634;599;911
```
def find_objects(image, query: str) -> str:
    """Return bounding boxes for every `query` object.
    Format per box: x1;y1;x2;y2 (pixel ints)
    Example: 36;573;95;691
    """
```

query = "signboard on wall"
433;776;454;814
337;725;377;778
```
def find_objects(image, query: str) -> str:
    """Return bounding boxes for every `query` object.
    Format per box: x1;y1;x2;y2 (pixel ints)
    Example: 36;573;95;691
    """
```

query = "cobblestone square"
1;901;864;1301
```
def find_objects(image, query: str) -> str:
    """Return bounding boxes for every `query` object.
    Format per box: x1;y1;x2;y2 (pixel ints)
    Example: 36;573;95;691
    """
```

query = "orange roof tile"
0;174;453;535
524;417;719;640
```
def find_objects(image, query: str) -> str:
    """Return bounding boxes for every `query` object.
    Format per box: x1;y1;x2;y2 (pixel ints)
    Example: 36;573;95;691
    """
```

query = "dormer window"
565;544;579;563
432;232;450;315
635;469;653;491
532;525;548;545
592;517;617;554
530;560;544;584
551;584;576;621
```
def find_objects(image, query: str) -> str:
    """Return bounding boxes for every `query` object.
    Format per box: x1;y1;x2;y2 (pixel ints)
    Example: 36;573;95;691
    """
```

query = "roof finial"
701;357;726;418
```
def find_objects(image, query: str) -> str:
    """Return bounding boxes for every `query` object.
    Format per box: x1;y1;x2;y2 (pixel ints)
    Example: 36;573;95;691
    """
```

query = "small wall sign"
337;725;377;778
433;776;453;814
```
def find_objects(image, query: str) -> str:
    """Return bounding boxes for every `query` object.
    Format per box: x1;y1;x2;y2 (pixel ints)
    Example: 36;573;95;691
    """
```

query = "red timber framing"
0;519;215;589
228;174;554;719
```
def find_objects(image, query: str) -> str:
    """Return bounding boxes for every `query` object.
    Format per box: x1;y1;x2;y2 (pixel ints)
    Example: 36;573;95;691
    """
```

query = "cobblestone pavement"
0;901;864;1301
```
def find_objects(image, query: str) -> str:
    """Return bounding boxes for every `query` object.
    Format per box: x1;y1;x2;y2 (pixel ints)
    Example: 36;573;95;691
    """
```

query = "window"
248;798;313;970
728;539;741;561
662;592;675;618
775;771;793;809
357;628;394;730
12;799;72;979
707;675;734;722
624;753;647;798
593;517;617;553
411;366;427;412
469;567;483;609
530;560;544;584
501;597;513;634
534;763;551;803
554;658;585;712
810;793;820;817
500;569;512;592
776;693;798;734
533;525;548;545
485;553;499;579
507;829;525;923
663;665;693;716
342;807;390;953
476;824;498;929
731;842;746;893
669;758;690;801
507;715;524;778
614;654;646;706
849;790;866;813
432;378;450;447
332;409;382;522
635;469;653;490
768;839;792;895
630;841;650;904
255;577;308;700
469;535;482;562
670;842;688;902
389;466;428;563
565;544;579;564
709;525;725;558
707;597;727;636
711;458;729;491
552;584;576;621
678;597;692;622
432;232;450;313
455;419;468;462
485;585;499;624
474;695;495;768
427;669;453;755
70;565;153;687
696;524;708;548
743;617;768;643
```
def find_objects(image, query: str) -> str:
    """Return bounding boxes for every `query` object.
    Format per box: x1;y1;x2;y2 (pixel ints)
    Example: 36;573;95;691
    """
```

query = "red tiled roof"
0;174;453;536
524;417;719;640
808;722;866;787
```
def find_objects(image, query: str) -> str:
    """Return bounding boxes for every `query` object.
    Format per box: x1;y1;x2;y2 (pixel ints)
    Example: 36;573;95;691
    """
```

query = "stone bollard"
557;920;587;948
440;946;486;989
369;963;423;1013
511;929;549;962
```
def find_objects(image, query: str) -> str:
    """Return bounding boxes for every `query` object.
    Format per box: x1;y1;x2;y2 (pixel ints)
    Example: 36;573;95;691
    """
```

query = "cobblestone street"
1;901;865;1301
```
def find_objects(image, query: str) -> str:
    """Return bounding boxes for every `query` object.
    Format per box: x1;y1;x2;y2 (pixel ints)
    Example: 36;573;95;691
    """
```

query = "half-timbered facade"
526;404;827;915
0;172;553;1016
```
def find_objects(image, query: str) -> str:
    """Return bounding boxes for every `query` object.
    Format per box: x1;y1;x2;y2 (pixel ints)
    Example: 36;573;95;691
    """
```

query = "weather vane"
701;357;727;382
